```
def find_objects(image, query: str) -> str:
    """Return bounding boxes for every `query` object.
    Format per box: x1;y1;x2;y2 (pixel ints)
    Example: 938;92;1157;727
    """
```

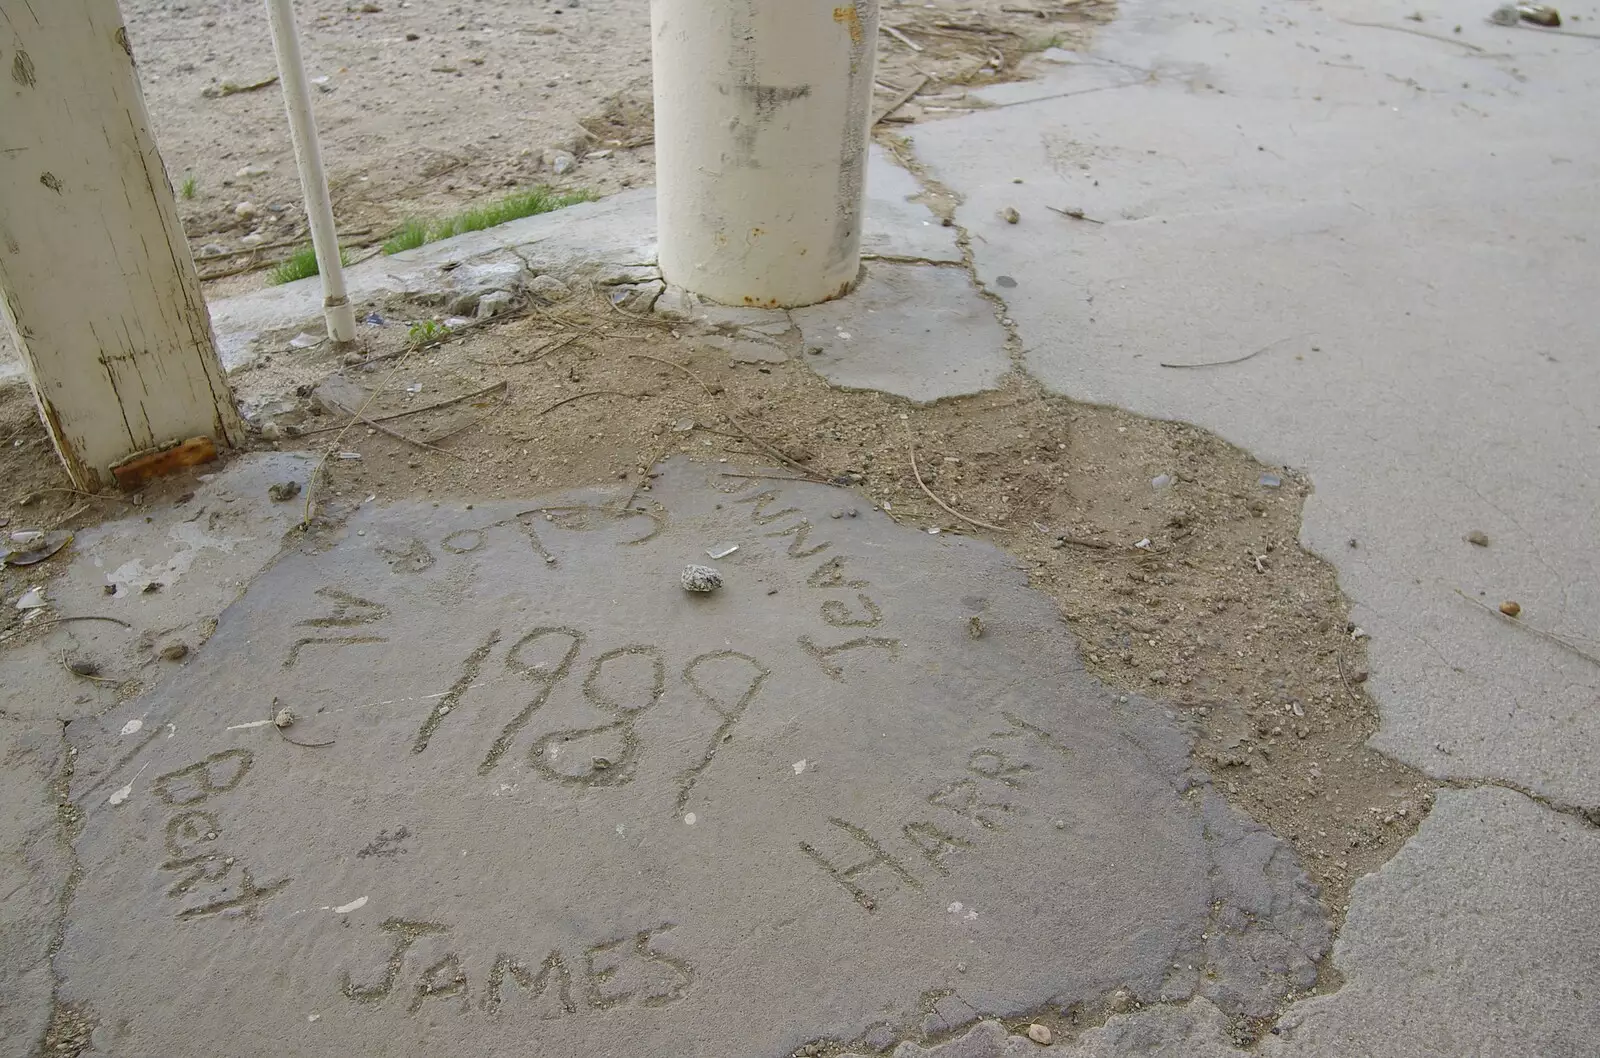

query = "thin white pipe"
263;0;356;343
652;0;880;308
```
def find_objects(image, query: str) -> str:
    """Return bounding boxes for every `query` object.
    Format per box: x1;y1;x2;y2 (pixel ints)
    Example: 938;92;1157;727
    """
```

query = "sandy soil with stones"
0;277;1430;924
122;0;1111;295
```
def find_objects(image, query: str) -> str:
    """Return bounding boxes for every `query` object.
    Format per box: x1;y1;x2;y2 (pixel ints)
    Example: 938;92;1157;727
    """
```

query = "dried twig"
60;653;118;683
269;700;336;749
875;74;931;126
36;615;134;630
719;470;818;484
1453;589;1600;668
472;328;595;368
319;390;461;461
539;390;643;416
1339;20;1489;52
625;354;830;482
298;381;508;435
194;229;374;263
906;430;1011;533
1161;338;1287;370
1056;535;1111;550
880;23;925;51
20;486;133;505
1045;204;1104;224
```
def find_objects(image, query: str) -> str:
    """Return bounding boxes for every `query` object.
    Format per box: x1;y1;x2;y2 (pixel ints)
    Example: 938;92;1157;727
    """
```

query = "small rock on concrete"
1025;1024;1052;1045
1465;529;1489;547
609;280;665;314
267;481;301;503
476;290;515;319
681;564;723;592
1002;207;1021;224
527;274;570;302
160;642;189;662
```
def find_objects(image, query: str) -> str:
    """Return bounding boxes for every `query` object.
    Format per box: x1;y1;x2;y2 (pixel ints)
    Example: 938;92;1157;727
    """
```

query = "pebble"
1026;1024;1053;1045
234;201;259;220
543;148;577;174
274;708;296;729
681;565;722;593
160;643;189;662
1499;600;1521;618
1002;207;1021;224
240;233;266;248
527;274;570;301
477;290;514;319
267;481;301;503
1465;530;1489;547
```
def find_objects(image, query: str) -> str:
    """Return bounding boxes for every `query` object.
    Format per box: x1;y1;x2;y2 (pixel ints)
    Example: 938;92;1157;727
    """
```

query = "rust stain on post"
833;5;863;44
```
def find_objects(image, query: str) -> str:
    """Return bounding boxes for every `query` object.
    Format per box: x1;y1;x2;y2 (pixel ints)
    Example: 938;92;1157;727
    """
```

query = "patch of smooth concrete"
0;722;67;1058
1262;788;1600;1058
912;0;1600;804
56;462;1324;1057
0;453;315;725
792;263;1010;402
862;143;964;264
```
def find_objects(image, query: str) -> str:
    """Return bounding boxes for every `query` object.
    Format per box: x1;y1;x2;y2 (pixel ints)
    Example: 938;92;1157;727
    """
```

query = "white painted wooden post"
0;1;243;490
651;0;880;308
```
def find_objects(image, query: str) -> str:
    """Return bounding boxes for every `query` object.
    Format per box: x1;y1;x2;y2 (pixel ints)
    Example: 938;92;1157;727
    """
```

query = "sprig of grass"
382;186;598;255
268;244;353;286
382;219;429;255
180;174;198;200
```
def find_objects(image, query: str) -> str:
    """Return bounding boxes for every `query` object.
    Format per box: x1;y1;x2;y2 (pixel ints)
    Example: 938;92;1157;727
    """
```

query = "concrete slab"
911;0;1600;805
0;453;316;724
0;722;68;1058
0;144;962;385
792;263;1011;402
55;462;1325;1057
862;144;965;264
1263;788;1600;1058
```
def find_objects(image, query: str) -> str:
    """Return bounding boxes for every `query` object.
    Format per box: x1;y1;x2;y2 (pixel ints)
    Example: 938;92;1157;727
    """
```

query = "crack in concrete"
34;720;90;1058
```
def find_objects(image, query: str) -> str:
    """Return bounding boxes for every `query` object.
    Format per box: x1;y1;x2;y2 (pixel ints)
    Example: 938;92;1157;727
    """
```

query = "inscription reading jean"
58;461;1329;1058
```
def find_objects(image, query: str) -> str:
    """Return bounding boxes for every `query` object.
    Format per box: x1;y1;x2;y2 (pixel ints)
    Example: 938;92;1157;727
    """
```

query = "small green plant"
407;319;449;348
267;243;353;286
382;186;599;255
382;219;429;255
180;173;198;200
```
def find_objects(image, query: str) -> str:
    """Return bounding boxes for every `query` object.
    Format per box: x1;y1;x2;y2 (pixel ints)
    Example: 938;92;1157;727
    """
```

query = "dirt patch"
214;284;1425;910
117;0;1110;297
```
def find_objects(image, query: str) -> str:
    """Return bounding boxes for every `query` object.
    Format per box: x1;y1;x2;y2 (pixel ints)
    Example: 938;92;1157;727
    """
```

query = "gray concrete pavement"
913;0;1600;808
52;461;1324;1057
3;0;1597;1053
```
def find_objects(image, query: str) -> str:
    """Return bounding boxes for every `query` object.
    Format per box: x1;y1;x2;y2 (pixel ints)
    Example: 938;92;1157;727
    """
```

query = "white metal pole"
651;0;880;309
263;0;356;343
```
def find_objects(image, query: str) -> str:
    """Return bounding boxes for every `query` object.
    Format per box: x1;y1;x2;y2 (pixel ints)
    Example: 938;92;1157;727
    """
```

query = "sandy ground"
0;277;1428;915
122;0;1110;293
